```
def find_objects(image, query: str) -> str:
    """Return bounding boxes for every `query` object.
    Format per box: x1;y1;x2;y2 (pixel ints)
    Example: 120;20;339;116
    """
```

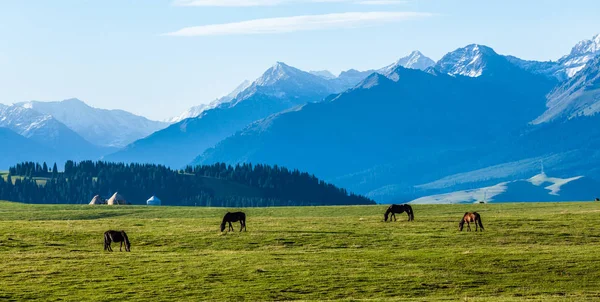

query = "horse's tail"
407;205;414;221
121;230;131;251
477;214;484;231
104;231;110;251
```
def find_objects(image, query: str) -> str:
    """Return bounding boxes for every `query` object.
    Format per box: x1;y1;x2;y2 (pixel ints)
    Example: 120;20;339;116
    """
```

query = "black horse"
104;230;131;252
384;204;414;222
221;212;247;232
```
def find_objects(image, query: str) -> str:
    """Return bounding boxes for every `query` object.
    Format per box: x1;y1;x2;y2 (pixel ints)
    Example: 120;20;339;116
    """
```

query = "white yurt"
89;195;105;205
146;195;161;206
107;192;127;205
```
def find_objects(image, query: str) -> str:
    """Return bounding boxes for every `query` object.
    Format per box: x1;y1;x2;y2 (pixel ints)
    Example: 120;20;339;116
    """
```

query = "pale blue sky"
0;0;599;120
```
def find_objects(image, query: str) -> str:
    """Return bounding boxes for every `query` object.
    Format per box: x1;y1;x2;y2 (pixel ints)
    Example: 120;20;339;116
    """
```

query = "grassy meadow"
1;201;600;301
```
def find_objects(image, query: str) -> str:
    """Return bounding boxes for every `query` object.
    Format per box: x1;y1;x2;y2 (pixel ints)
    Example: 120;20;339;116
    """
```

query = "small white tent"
146;195;161;206
107;192;127;205
89;195;105;205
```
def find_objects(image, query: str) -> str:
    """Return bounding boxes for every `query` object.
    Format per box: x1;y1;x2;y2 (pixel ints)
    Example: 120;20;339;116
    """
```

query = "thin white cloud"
173;0;406;6
164;11;432;36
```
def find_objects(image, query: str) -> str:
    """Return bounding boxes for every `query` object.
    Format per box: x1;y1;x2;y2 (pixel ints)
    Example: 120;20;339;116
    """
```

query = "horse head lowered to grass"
459;212;484;232
221;212;247;232
384;204;414;222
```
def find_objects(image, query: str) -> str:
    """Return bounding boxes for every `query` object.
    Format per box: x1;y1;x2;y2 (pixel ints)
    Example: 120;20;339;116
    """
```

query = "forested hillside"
0;161;374;207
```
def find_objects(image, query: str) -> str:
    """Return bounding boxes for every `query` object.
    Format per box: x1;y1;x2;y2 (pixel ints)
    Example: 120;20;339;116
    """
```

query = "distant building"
146;195;161;206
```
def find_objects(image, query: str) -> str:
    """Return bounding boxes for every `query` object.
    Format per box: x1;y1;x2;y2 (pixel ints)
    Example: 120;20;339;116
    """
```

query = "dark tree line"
9;162;58;178
0;161;375;207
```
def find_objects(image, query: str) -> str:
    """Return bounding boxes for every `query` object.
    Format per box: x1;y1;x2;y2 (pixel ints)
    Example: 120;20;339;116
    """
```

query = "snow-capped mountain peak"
568;33;600;57
435;44;498;77
254;62;301;86
379;50;435;80
395;50;436;70
559;33;600;78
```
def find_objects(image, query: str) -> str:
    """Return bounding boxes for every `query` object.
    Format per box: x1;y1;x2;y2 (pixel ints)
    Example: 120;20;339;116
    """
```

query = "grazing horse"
221;212;247;232
384;204;414;222
459;212;484;232
104;230;131;252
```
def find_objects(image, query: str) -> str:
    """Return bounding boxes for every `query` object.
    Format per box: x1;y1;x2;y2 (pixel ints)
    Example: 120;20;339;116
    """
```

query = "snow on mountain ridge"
559;33;600;78
435;44;497;77
13;99;168;147
379;50;435;81
168;80;252;123
532;54;600;124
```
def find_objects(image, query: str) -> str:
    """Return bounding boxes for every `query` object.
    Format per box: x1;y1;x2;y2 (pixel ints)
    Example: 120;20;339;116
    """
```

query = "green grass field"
0;172;49;186
1;201;600;301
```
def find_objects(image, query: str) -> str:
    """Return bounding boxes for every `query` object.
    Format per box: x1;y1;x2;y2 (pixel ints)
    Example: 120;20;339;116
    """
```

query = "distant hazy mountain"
309;70;336;79
15;98;168;148
105;62;372;168
0;104;98;152
168;80;252;123
0;104;111;167
504;56;566;81
194;54;556;201
411;172;599;204
0;127;57;169
329;69;375;89
504;33;600;81
533;55;600;124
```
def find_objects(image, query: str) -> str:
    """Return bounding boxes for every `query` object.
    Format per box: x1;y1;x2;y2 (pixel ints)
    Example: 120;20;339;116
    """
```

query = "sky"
0;0;599;120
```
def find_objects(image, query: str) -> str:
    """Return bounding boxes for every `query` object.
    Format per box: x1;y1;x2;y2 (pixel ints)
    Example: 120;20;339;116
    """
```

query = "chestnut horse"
459;212;484;232
384;204;414;222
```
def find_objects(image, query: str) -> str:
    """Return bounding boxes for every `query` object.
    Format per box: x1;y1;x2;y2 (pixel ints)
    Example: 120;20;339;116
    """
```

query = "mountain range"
3;33;600;204
193;45;557;199
192;34;600;203
104;61;380;167
0;99;168;168
17;99;168;147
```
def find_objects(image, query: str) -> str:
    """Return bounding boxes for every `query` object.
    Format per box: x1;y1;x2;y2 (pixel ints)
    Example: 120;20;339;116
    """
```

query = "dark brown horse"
221;212;246;232
104;230;131;252
384;204;414;222
459;212;484;232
